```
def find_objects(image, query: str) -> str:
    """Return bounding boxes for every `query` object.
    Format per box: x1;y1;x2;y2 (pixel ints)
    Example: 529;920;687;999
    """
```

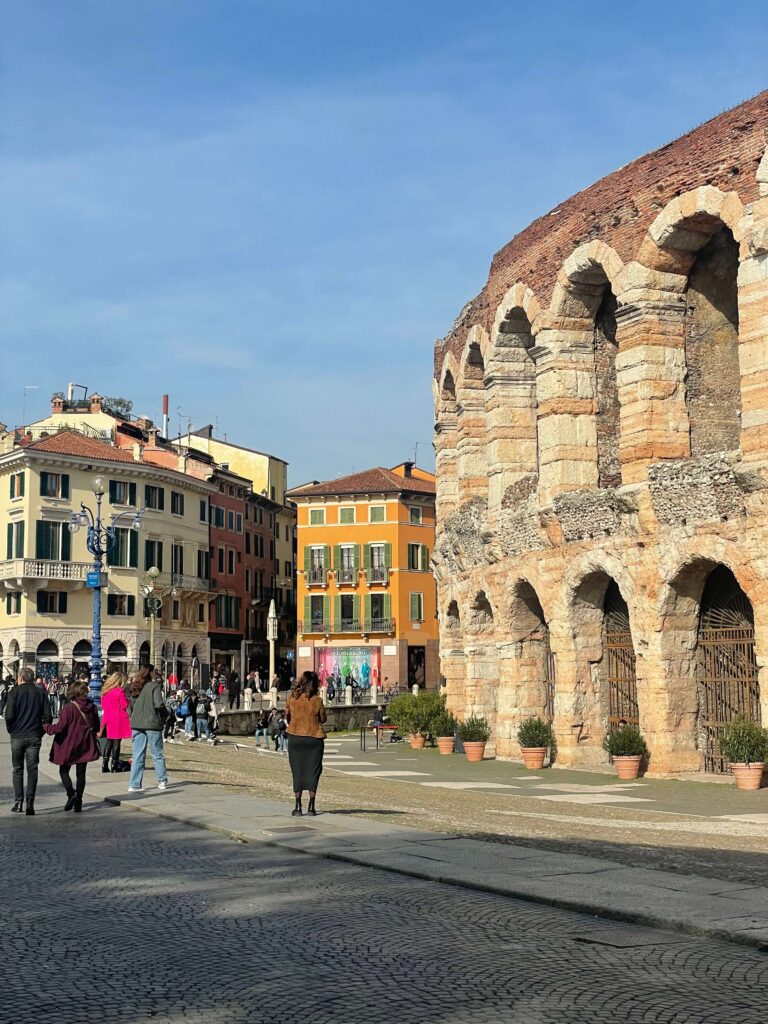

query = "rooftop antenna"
413;441;430;465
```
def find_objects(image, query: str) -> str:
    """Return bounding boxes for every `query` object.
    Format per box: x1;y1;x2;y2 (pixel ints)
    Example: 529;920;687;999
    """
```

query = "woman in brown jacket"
285;671;327;816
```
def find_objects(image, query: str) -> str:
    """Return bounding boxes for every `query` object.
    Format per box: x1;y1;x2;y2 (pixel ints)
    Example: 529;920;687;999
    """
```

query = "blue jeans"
197;717;210;738
276;731;287;752
129;730;168;788
255;727;269;746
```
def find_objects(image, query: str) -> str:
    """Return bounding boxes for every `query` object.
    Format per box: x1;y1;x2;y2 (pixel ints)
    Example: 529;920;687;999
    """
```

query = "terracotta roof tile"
288;466;435;498
24;431;137;463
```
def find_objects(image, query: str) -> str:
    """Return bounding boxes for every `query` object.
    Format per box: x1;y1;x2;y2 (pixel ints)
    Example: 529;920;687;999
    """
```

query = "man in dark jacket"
228;671;241;710
5;667;52;815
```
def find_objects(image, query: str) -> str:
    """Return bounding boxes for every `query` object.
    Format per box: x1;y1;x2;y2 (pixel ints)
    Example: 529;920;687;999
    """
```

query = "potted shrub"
387;693;419;746
458;715;490;762
719;717;768;791
603;725;647;779
409;691;445;749
517;717;554;770
433;709;458;755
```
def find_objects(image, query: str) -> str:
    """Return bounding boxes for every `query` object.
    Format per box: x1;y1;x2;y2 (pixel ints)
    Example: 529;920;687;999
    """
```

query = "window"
172;599;181;621
409;506;422;525
213;506;225;528
245;569;251;592
339;594;357;628
6;592;21;615
106;527;138;568
10;471;25;499
40;472;69;499
310;508;325;525
197;549;209;580
199;499;208;523
215;595;240;629
285;525;289;542
106;594;135;616
310;594;326;628
144;539;163;572
366;543;390;582
369;505;385;523
198;602;206;623
37;591;68;614
408;543;429;571
217;547;225;573
285;561;292;577
35;521;71;561
144;485;165;511
339;507;355;524
227;548;235;575
6;521;25;559
227;510;235;531
370;593;385;621
172;543;184;576
109;480;137;506
245;531;251;555
409;592;424;622
171;491;185;516
236;513;243;533
269;540;274;561
270;486;276;501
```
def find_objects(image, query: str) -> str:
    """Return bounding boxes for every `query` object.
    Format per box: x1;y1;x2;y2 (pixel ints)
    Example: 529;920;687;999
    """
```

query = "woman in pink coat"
101;669;131;772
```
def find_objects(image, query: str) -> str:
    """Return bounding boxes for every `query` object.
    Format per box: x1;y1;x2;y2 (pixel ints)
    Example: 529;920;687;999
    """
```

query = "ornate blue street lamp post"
68;476;145;707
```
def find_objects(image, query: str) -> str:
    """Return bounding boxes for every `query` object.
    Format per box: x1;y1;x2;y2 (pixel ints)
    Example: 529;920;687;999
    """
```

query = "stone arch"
461;585;499;746
440;596;466;718
466;588;494;634
434;352;461;518
456;327;491;502
646;186;745;259
490;282;543;347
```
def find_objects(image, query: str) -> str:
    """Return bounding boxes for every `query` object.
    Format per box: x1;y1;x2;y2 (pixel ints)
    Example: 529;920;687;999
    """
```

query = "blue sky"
1;1;766;486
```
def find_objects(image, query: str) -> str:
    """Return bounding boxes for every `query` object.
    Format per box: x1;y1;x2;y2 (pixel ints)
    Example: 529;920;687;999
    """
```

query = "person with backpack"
44;679;100;812
196;692;212;741
185;690;199;741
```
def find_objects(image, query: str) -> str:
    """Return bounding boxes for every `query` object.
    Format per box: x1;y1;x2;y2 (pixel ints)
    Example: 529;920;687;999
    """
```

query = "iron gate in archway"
604;582;639;731
698;567;760;773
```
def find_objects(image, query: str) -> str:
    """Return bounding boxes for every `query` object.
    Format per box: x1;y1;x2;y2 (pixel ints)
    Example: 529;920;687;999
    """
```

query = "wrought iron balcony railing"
155;571;209;592
335;618;361;633
335;567;357;584
298;619;331;635
307;567;327;585
366;566;388;584
365;617;395;634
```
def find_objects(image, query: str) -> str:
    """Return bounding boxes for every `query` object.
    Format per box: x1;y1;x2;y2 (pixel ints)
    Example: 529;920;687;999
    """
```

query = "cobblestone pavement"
157;736;768;886
1;773;766;1024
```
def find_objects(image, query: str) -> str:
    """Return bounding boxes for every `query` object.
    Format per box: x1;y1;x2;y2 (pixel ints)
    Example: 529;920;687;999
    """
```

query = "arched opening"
467;590;493;632
684;226;740;456
445;600;461;635
36;639;59;682
139;641;151;666
107;640;128;669
7;640;19;676
456;338;489;501
440;370;457;412
463;342;485;386
72;639;92;675
697;565;759;773
593;287;621;488
603;581;638;730
501;581;555;735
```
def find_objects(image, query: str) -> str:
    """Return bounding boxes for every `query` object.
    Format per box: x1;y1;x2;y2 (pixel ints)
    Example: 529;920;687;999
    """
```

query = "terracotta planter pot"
436;737;455;755
521;747;546;770
731;762;765;791
463;741;486;762
409;734;426;750
612;755;642;780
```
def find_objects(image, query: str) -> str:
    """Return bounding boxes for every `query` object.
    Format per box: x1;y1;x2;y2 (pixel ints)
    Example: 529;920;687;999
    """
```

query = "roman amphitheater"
432;91;768;775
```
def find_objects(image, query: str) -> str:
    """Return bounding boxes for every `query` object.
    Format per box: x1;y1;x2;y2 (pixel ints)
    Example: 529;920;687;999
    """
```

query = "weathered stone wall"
433;94;768;775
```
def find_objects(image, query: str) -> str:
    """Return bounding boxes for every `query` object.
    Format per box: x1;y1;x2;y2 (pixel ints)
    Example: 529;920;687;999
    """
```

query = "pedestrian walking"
5;667;52;815
185;690;200;740
43;680;100;812
127;666;169;793
100;669;131;772
228;671;242;710
254;708;270;747
285;671;327;817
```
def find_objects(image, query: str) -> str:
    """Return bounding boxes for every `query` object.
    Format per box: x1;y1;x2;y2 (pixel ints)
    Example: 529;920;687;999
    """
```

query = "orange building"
288;462;438;690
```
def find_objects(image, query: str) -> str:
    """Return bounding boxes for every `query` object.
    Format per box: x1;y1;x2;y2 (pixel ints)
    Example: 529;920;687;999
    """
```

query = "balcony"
307;567;328;587
365;617;395;634
298;618;396;637
336;618;361;633
335;567;357;585
366;566;388;585
0;559;92;584
155;571;209;592
298;619;331;635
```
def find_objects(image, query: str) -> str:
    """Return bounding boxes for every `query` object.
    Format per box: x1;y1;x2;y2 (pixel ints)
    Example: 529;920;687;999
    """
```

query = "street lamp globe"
92;476;105;495
147;565;160;581
68;518;80;534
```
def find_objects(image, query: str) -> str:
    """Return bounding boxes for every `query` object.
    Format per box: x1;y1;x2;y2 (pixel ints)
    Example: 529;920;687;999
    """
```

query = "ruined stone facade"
433;93;768;775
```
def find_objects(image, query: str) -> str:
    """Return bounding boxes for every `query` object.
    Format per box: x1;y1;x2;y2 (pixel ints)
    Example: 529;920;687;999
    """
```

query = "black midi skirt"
288;735;324;792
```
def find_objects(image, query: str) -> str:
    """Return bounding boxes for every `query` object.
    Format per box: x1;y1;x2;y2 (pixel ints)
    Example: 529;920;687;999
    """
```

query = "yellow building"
288;463;438;690
0;429;213;679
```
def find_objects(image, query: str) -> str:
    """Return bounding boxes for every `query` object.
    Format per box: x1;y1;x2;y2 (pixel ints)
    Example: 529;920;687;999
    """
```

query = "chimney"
51;395;65;414
162;394;169;438
403;461;414;477
133;443;143;462
90;393;103;414
147;427;159;447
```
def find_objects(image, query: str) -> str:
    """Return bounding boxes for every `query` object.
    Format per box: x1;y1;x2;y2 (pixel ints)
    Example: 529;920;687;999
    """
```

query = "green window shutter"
10;475;15;499
17;523;24;559
35;521;47;559
334;595;341;629
304;547;311;574
61;524;71;561
107;541;116;567
323;544;330;569
409;593;419;621
59;592;67;615
333;545;341;571
383;594;391;622
323;596;330;626
129;529;139;568
107;594;116;615
304;596;311;626
364;594;371;623
19;473;25;497
6;523;13;559
158;488;165;511
109;480;117;503
363;543;371;569
5;594;10;614
61;474;70;500
157;541;163;572
128;595;135;616
352;594;360;624
384;542;392;568
420;544;429;571
353;544;361;569
37;591;45;613
129;482;136;506
144;541;152;571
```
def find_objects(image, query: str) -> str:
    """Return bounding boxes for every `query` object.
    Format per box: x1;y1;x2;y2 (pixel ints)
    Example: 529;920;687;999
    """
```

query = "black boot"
11;800;23;813
64;791;77;811
291;797;303;817
307;797;317;817
73;797;83;813
102;758;111;773
25;801;35;816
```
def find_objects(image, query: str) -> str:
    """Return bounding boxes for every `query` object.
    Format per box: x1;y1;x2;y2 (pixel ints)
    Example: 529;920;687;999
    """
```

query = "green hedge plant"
719;717;768;765
387;691;446;737
603;725;647;758
517;717;553;749
458;714;491;743
433;709;458;738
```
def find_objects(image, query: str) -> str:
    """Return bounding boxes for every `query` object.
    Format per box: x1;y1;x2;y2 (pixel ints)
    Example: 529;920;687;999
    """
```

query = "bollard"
269;686;278;709
320;685;328;704
412;684;419;696
345;685;353;706
370;683;378;706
